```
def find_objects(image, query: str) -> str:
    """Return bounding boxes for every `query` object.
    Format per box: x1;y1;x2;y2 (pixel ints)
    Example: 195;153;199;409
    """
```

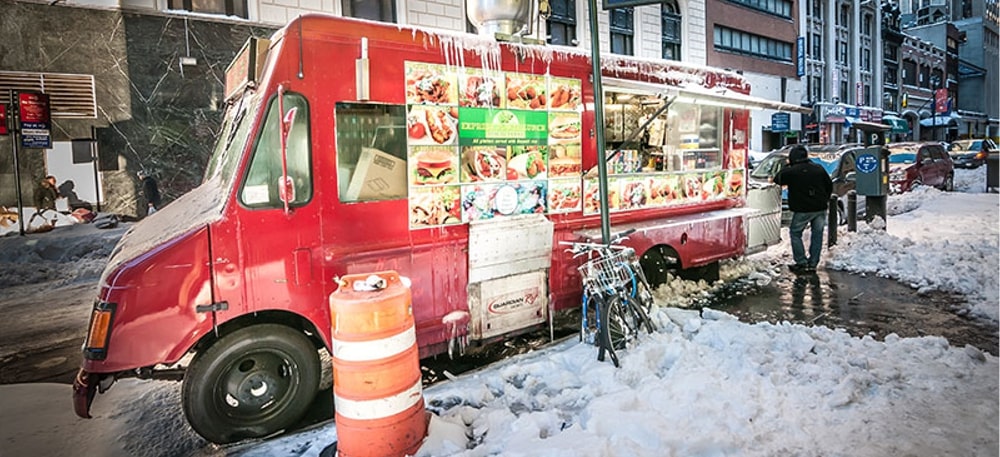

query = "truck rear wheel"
182;324;320;444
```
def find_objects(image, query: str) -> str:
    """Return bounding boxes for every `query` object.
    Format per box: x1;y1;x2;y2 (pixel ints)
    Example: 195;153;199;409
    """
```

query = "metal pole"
91;126;101;212
846;190;857;232
827;194;838;247
587;0;611;244
9;90;26;236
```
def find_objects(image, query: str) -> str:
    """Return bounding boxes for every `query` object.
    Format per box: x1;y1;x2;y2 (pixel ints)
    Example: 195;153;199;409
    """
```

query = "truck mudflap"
72;369;101;419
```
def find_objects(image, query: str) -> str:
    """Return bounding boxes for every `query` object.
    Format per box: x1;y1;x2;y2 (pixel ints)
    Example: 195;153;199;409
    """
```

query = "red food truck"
73;13;798;443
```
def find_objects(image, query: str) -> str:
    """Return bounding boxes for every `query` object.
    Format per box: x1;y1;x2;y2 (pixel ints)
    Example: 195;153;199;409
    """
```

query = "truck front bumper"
72;369;102;418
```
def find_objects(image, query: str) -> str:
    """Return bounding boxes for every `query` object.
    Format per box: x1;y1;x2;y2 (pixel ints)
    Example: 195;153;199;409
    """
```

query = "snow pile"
827;187;999;322
238;308;998;457
0;219;128;288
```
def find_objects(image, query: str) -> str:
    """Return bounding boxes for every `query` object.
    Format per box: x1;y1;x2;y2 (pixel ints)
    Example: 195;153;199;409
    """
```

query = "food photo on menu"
459;70;503;108
548;113;582;143
547;77;582;111
547;178;582;213
461;146;508;182
506;145;547;180
621;178;650;210
701;171;726;200
547;144;582;177
647;175;681;205
407;105;458;146
409;185;461;228
583;177;621;215
681;173;703;201
405;62;457;105
726;169;745;197
505;73;547;110
409;146;458;185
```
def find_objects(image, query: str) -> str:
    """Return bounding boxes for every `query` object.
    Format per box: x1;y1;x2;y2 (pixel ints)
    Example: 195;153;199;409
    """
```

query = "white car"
748;150;772;169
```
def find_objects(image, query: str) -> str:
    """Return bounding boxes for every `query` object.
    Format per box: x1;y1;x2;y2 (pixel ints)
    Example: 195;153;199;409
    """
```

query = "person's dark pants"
789;210;827;268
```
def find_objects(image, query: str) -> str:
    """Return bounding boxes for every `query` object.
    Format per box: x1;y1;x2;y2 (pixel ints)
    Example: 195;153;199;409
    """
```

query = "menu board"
401;61;742;229
404;62;583;229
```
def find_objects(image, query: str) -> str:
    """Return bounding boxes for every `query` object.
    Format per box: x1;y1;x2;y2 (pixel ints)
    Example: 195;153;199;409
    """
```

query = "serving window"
585;88;744;214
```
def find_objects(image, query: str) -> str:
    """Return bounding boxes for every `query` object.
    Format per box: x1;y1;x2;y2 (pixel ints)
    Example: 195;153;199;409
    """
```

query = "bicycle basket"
578;248;634;291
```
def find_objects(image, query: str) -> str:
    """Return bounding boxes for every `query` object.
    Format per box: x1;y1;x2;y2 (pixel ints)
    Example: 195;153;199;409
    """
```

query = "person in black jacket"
773;145;833;273
137;170;162;216
34;175;59;212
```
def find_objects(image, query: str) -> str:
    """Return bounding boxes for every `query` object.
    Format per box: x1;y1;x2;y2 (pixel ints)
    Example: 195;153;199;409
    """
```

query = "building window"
547;0;577;46
811;75;822;102
838;4;850;27
863;85;871;105
884;64;898;85
724;0;792;18
885;44;898;61
610;7;634;55
919;65;930;88
342;0;395;22
838;41;848;64
168;0;247;18
931;69;944;88
840;80;849;103
713;26;793;62
661;1;681;60
811;33;822;59
884;92;896;111
902;60;917;85
810;0;824;20
861;48;871;71
862;14;872;36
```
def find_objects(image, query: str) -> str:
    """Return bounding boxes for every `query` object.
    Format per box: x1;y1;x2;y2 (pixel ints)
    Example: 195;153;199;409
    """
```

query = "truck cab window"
335;103;408;203
241;93;312;208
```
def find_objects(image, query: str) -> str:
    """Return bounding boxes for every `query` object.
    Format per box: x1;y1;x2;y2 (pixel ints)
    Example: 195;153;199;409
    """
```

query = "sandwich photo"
549;115;582;141
411;147;457;185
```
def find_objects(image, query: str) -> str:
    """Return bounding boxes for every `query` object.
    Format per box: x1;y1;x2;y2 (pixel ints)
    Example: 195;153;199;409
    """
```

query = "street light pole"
586;0;611;244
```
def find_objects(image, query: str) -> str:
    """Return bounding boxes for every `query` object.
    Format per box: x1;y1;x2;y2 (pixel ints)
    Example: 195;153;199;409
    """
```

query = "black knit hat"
788;145;809;163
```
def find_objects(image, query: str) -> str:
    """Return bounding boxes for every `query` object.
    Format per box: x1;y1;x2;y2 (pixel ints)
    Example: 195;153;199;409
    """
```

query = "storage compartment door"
467;214;553;340
745;183;782;254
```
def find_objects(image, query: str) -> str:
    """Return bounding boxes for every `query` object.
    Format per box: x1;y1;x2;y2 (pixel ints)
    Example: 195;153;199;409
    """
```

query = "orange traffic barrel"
329;271;428;457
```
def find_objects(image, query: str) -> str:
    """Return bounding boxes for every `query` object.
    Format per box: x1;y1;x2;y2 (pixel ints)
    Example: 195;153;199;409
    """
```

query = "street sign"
796;37;804;77
18;92;52;149
771;112;790;132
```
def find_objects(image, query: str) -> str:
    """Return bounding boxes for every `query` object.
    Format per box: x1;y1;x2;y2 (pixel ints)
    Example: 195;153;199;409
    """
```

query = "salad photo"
405;62;457;105
459;71;503;108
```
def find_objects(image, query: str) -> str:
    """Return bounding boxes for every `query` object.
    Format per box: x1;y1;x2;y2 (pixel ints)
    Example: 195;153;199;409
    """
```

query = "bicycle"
562;229;657;367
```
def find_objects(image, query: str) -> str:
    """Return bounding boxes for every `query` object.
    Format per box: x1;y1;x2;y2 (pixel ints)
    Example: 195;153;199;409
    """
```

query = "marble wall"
0;0;276;216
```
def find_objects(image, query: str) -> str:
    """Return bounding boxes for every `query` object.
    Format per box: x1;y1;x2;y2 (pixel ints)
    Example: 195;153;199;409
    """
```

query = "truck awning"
604;78;812;114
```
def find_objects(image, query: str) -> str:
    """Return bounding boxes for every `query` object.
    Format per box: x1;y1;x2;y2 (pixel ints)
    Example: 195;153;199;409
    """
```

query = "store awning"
882;115;910;134
603;78;813;114
919;112;960;127
845;117;890;131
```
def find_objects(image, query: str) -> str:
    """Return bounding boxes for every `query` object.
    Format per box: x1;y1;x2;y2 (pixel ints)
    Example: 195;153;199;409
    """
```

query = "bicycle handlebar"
559;227;638;258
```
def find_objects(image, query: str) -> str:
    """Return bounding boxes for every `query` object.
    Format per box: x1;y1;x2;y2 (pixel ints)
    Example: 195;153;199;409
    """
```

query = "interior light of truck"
84;302;116;359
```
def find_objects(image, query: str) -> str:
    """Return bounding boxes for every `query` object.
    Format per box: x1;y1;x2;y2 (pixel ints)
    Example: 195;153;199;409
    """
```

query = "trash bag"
71;208;96;223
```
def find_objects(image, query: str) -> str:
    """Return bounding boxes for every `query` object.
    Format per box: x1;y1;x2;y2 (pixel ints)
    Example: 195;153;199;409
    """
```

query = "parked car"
748;143;866;224
748;149;771;169
887;142;954;193
947;138;998;169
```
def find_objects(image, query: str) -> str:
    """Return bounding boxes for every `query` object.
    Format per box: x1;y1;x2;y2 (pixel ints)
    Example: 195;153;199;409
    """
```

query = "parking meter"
854;145;889;226
855;146;888;196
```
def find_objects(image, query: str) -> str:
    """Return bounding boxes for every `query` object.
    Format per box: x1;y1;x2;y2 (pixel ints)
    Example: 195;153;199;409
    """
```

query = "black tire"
593;294;618;367
943;174;954;192
639;247;673;288
603;295;641;351
182;324;320;444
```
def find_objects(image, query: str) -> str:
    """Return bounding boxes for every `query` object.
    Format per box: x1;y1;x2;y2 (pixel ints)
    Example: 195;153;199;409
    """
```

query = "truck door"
232;91;320;313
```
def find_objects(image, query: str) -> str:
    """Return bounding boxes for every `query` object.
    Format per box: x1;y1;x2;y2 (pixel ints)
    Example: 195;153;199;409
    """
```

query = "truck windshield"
204;91;261;188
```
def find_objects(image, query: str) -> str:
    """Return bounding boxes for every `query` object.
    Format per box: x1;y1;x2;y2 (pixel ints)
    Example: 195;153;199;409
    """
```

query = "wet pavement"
713;268;999;356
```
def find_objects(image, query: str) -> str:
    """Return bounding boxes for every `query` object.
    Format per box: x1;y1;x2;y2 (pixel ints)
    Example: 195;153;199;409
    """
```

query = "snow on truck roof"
276;13;752;95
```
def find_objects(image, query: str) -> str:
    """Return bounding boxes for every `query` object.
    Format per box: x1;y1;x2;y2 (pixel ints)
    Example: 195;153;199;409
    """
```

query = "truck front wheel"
182;324;320;444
